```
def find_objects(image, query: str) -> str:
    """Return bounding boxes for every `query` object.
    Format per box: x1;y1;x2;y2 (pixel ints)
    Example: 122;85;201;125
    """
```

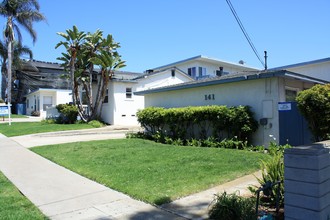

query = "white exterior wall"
55;90;72;105
100;69;193;125
143;77;315;146
136;69;192;91
102;81;140;125
26;89;71;118
154;59;258;78
101;82;115;125
286;61;330;82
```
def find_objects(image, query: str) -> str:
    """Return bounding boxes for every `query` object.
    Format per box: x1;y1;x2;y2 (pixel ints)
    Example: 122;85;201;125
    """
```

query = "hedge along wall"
137;105;258;142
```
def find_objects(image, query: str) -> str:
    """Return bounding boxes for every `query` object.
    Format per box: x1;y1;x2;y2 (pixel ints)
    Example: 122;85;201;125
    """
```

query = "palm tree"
0;39;33;101
0;0;45;104
56;25;87;105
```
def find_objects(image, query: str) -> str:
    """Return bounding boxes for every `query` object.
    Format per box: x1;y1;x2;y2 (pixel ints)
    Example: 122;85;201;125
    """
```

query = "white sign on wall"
278;102;292;111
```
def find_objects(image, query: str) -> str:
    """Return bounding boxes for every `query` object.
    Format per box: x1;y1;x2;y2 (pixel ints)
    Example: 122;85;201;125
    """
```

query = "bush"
296;84;330;141
56;104;78;124
0;98;4;103
209;192;256;220
137;105;258;143
249;142;291;207
87;120;104;128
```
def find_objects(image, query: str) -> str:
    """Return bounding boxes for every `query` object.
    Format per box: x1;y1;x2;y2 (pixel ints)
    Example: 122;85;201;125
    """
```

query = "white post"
8;102;11;125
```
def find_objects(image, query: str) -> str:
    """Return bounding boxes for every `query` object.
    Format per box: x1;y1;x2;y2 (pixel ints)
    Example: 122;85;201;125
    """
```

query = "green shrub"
0;98;4;103
209;192;256;220
41;119;56;124
137;105;258;143
87;120;104;128
296;84;330;141
56;104;78;124
249;142;291;207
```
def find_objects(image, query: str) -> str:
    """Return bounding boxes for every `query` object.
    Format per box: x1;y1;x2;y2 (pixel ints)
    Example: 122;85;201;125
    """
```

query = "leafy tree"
296;84;330;141
56;26;126;122
0;0;45;104
0;39;33;101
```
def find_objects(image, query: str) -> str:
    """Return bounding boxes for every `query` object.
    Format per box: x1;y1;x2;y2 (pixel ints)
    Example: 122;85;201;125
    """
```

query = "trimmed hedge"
137;105;258;143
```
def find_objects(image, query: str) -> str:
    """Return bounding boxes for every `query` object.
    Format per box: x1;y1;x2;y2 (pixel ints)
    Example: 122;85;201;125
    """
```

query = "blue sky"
1;0;329;72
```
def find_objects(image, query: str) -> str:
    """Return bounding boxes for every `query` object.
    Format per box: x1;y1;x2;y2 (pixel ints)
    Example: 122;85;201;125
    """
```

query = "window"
171;69;175;77
26;99;29;109
81;91;88;104
43;96;52;110
198;67;206;77
285;87;299;102
188;67;196;78
103;89;109;103
126;87;132;99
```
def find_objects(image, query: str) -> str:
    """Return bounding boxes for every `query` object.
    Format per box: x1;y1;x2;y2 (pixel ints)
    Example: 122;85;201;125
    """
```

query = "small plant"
172;138;183;146
209;191;256;220
31;110;40;117
164;136;173;145
249;141;291;208
41;119;56;124
87;120;104;128
126;131;146;139
152;131;165;143
187;138;202;147
0;98;4;103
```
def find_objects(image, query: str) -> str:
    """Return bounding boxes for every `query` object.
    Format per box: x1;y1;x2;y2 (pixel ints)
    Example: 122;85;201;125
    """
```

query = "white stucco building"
135;70;328;146
271;57;330;81
99;55;258;125
25;88;71;118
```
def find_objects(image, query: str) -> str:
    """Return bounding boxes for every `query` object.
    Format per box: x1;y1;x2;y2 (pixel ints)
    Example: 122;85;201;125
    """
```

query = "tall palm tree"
0;0;45;104
0;39;33;100
56;25;87;105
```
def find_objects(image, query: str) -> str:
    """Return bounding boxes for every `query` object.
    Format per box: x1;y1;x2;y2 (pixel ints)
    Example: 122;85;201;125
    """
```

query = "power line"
225;0;265;68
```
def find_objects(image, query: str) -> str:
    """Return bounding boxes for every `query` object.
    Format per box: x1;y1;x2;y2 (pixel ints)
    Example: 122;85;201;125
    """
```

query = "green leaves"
137;105;258;142
55;25;126;122
296;84;330;141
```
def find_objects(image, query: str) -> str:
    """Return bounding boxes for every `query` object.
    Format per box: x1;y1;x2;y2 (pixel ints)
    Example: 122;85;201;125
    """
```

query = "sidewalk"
11;125;142;148
0;129;261;219
0;134;183;219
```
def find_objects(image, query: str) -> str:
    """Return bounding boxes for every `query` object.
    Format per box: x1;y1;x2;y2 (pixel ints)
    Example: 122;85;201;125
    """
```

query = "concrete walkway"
0;134;183;219
0;126;261;219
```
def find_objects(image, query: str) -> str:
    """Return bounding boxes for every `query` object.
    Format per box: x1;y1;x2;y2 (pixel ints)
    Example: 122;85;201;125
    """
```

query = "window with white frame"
43;96;52;110
198;67;206;77
126;87;132;99
285;87;300;102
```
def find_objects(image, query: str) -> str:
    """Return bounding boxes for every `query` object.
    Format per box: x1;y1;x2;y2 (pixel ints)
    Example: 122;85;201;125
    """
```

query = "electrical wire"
225;0;265;68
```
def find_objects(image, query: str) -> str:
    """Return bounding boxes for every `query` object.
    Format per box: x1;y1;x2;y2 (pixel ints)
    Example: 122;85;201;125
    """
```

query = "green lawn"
0;122;95;137
31;138;269;205
0;171;46;220
2;114;28;118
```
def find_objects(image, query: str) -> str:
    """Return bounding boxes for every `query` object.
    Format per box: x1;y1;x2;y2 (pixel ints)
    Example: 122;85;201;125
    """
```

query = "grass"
0;171;46;220
0;122;95;137
1;114;28;118
31;138;269;205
